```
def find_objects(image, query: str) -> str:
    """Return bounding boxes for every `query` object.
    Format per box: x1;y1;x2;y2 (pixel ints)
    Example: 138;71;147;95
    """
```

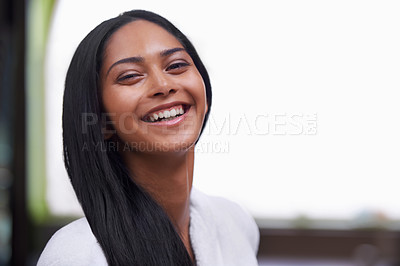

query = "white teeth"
147;106;186;122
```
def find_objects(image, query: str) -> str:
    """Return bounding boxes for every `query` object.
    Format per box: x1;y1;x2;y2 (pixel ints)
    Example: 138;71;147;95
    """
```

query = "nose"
152;87;176;97
147;70;177;97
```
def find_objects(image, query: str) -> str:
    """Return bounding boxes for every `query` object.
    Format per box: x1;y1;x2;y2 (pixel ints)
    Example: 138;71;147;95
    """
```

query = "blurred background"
1;0;400;265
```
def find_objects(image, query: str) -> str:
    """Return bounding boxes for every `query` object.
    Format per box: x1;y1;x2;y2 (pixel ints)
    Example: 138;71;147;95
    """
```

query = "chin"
154;137;197;154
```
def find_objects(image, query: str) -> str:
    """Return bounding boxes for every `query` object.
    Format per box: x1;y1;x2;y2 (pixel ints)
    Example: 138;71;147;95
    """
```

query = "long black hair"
62;10;212;265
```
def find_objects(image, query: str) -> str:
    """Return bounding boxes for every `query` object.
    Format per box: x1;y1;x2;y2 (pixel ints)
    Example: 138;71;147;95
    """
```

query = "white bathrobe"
37;189;260;266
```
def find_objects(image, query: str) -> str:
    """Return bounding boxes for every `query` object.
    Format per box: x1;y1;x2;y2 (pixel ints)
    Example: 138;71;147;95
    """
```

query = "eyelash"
116;61;190;82
166;62;190;71
117;73;139;82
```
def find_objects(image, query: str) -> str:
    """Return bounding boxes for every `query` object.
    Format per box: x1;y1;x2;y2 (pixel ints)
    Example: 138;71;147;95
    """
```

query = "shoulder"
190;189;260;254
37;218;107;266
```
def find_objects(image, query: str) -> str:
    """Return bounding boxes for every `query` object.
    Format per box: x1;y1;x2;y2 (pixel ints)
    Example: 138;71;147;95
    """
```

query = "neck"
121;146;195;256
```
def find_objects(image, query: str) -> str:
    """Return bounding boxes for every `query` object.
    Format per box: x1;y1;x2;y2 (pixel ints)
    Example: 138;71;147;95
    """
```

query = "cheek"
185;72;207;109
102;88;140;114
114;113;141;135
197;82;207;116
102;89;142;132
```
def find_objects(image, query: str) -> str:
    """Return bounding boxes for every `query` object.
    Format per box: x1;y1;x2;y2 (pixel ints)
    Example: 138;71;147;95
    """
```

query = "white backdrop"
45;0;400;222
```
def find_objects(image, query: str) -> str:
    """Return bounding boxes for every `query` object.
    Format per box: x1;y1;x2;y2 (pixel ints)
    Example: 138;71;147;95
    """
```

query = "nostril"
153;92;164;97
150;87;176;97
152;88;176;97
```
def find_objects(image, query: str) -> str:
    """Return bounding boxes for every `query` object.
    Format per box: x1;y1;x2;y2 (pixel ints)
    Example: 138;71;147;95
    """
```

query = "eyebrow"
106;47;186;76
106;56;144;76
160;47;185;57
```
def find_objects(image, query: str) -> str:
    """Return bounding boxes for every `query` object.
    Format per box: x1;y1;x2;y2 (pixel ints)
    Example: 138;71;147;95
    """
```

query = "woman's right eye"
117;73;140;83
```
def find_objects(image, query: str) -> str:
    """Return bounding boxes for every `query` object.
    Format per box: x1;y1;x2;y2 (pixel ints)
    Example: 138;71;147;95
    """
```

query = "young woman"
38;10;259;266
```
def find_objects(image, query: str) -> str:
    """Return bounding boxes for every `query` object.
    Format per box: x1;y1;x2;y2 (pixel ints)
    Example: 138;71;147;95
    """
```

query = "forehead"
104;20;183;60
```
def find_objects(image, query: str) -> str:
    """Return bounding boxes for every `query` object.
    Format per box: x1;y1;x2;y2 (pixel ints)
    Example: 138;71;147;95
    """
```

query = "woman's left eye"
166;62;190;71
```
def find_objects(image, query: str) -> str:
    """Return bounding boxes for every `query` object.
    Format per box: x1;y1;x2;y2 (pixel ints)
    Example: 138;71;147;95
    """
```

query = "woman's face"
100;20;207;153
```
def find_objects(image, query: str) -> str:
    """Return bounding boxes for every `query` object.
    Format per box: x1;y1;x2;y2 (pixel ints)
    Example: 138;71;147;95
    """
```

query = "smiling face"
100;20;207;154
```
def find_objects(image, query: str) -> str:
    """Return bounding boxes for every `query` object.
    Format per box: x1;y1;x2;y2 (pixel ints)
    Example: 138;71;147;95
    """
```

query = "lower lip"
145;107;191;127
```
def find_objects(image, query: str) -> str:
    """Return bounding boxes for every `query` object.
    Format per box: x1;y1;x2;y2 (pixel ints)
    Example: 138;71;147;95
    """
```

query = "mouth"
142;104;190;123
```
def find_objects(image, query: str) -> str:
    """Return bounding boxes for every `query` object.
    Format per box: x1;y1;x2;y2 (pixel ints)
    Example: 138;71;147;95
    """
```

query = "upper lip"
142;101;190;119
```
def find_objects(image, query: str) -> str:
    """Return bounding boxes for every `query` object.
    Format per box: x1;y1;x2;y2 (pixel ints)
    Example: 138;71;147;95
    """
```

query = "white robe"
37;189;259;266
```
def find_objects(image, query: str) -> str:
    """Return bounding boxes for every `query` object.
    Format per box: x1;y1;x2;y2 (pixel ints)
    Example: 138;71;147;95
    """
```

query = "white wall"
46;0;400;222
